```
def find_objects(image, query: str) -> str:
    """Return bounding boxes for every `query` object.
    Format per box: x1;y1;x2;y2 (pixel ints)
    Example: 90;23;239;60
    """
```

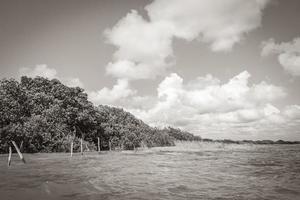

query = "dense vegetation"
0;76;200;153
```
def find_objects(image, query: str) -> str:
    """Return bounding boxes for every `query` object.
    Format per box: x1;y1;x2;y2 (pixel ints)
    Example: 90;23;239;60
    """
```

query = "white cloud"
104;10;173;80
131;71;285;123
122;71;294;140
278;53;300;76
106;60;170;80
92;71;292;140
249;81;287;102
63;77;84;88
283;105;300;120
19;64;57;79
87;69;299;140
105;0;270;80
105;11;173;64
146;0;270;51
19;64;84;88
88;79;136;105
261;37;300;76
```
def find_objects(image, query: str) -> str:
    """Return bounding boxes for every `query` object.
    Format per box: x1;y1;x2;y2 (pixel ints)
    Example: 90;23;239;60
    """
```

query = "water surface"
0;143;299;200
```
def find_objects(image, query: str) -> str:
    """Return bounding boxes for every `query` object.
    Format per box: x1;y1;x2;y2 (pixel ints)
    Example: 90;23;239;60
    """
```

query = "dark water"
0;143;300;200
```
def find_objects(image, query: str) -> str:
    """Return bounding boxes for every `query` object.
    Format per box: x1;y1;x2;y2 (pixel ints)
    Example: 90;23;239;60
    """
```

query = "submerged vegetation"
0;76;200;153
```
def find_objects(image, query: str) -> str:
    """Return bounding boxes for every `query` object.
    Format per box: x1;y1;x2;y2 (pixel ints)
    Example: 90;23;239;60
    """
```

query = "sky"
0;0;300;140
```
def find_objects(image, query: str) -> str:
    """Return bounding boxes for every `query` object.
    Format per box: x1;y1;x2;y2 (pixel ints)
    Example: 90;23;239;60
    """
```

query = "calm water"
0;143;300;200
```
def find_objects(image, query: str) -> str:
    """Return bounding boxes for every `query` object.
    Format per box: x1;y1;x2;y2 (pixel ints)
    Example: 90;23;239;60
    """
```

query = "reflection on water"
0;143;299;200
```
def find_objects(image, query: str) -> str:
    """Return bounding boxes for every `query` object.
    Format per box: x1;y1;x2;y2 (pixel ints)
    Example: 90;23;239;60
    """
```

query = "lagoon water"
0;143;300;200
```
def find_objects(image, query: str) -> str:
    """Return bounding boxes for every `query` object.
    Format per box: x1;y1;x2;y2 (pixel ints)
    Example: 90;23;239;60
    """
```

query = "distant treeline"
0;76;201;153
202;139;300;145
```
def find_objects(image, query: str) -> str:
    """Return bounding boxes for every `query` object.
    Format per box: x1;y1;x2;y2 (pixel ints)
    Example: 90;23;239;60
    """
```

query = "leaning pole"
12;141;26;163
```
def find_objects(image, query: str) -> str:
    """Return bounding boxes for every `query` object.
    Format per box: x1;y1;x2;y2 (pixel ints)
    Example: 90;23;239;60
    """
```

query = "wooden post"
12;141;26;163
109;140;111;151
80;138;83;155
8;146;12;167
70;141;73;157
97;137;100;153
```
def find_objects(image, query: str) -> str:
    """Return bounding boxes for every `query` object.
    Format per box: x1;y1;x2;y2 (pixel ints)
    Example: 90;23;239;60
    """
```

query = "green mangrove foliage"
0;76;200;153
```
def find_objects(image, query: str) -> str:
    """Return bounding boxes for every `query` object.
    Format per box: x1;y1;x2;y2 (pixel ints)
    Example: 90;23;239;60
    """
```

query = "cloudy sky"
1;0;300;140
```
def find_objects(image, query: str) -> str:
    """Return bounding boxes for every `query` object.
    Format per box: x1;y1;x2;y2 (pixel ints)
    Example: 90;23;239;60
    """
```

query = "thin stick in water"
80;138;83;155
7;146;12;167
12;141;26;163
70;141;73;157
98;137;101;153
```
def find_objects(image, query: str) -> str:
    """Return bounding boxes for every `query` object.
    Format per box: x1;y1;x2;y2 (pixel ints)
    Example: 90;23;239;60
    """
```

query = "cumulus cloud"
261;37;300;76
131;71;285;124
104;10;173;80
119;71;295;140
283;105;300;120
146;0;270;51
19;64;57;79
19;64;84;88
63;77;84;88
105;0;270;80
88;79;136;105
106;60;170;80
86;69;300;140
